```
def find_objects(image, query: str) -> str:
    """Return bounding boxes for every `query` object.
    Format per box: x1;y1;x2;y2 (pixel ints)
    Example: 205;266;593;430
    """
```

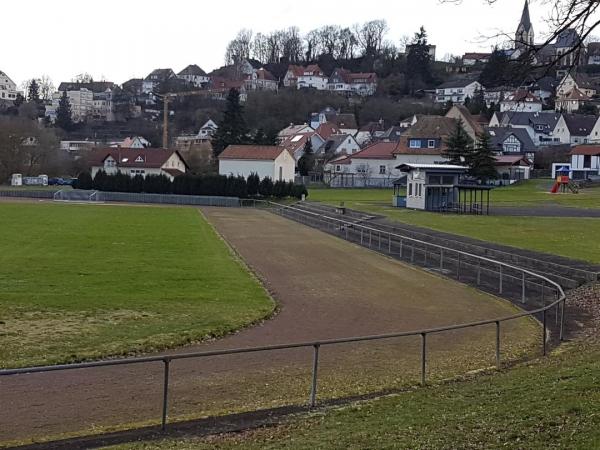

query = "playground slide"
550;182;560;193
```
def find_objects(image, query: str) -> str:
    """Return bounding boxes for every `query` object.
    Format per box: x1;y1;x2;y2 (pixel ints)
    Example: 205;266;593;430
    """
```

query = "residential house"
483;86;516;107
218;145;295;182
583;115;600;144
142;69;176;94
445;105;484;141
283;65;304;87
555;87;592;113
392;116;457;165
380;126;404;142
209;77;247;101
435;79;484;104
116;136;151;148
317;134;360;157
60;139;101;153
309;106;338;129
500;89;543;113
494;155;533;184
245;68;278;91
297;65;328;90
176;120;218;148
314;122;341;141
462;53;491;66
489;111;561;146
178;65;210;88
487;127;537;162
280;132;326;162
89;147;188;181
552;114;597;145
588;42;600;65
556;73;597;98
569;145;600;178
355;120;386;146
48;88;93;123
329;113;358;135
325;142;399;187
278;123;315;140
0;70;18;104
526;76;558;102
327;68;377;96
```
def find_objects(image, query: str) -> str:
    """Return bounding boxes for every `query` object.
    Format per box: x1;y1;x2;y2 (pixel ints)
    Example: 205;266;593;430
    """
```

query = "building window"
584;155;592;168
379;165;386;174
427;140;436;148
409;139;421;149
336;165;341;172
408;183;413;196
418;184;422;197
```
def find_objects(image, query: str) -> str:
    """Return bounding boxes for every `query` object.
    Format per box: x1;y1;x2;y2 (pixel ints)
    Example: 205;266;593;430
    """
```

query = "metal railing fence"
0;200;567;436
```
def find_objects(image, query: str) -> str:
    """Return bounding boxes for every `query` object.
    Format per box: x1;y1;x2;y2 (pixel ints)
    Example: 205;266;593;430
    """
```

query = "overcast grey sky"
4;0;555;86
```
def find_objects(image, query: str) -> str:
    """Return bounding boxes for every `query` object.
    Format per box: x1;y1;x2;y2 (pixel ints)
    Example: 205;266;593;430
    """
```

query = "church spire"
519;0;533;33
516;0;534;49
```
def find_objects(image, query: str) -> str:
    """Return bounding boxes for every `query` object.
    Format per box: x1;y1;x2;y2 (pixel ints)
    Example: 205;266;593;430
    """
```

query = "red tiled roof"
570;145;600;156
315;122;340;140
255;68;276;81
89;148;184;169
219;145;288;160
504;89;542;103
351;142;398;160
561;87;591;101
303;64;324;76
280;133;313;154
162;168;186;177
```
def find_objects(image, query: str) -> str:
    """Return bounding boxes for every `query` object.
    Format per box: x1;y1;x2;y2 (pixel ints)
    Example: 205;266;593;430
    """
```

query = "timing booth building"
394;164;491;215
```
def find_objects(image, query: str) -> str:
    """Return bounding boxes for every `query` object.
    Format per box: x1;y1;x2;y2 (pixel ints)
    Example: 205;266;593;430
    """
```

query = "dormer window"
135;155;145;163
427;140;436;148
409;139;421;149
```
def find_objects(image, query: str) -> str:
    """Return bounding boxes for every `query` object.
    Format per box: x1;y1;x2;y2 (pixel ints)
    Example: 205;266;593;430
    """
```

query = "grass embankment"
0;203;274;368
309;181;600;264
111;341;600;450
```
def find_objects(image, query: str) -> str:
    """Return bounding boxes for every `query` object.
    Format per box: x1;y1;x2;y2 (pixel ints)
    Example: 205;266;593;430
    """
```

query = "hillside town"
1;0;600;188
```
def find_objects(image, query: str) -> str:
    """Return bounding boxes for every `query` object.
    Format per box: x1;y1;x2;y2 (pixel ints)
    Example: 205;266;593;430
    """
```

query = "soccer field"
0;202;274;368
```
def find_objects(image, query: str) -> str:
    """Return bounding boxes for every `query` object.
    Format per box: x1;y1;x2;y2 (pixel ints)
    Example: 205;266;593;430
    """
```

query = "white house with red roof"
89;148;188;181
283;65;304;87
297;65;328;90
245;68;278;91
569;145;600;178
218;145;295;182
325;142;400;187
500;90;543;113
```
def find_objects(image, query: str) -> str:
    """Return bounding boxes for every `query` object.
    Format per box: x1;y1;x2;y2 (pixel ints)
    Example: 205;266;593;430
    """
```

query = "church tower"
515;0;535;49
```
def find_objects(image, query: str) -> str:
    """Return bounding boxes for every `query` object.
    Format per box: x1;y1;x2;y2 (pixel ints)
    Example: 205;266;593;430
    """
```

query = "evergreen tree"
478;48;510;88
405;26;433;94
468;132;498;182
253;128;267;145
247;172;260;196
74;171;93;190
297;139;314;176
258;177;273;197
212;88;249;157
28;79;40;103
55;91;74;131
13;93;25;108
443;119;473;164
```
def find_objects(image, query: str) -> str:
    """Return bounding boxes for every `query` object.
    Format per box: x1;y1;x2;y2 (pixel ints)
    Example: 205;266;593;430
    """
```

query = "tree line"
74;170;308;199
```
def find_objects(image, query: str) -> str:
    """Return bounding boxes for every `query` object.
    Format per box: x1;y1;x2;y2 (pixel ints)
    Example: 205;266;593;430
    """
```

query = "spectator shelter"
394;163;491;215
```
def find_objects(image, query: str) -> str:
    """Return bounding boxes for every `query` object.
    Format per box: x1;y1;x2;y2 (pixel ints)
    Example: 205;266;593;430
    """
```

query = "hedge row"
74;171;308;199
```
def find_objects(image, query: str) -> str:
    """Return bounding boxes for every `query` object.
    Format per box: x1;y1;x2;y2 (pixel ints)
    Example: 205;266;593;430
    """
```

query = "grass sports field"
114;340;600;450
0;203;274;368
309;181;600;263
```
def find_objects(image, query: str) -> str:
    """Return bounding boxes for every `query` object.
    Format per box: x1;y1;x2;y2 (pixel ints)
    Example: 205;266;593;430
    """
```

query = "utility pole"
156;90;208;149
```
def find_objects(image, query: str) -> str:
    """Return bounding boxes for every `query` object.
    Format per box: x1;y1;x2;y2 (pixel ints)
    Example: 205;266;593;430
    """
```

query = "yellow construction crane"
154;90;210;148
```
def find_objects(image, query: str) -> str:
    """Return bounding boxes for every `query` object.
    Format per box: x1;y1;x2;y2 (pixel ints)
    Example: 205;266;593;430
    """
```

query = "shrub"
74;171;93;190
247;173;260;197
259;177;273;197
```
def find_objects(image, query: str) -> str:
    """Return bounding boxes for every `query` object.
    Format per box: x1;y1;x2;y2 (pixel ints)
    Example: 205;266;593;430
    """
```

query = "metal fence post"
399;239;403;258
498;265;503;294
360;228;364;245
161;359;171;431
378;232;381;250
369;230;372;248
424;246;428;266
541;280;545;306
420;333;427;386
411;244;415;263
388;234;391;253
542;309;547;357
309;344;320;407
476;260;481;285
439;249;444;270
521;272;526;304
456;252;461;279
560;299;565;341
495;321;501;369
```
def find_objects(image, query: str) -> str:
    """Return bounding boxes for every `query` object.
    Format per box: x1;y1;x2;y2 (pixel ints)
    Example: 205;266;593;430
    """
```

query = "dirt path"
0;208;536;446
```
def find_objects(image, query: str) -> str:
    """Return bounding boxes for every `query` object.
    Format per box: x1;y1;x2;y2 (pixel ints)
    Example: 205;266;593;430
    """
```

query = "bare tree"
225;29;253;65
354;20;388;57
72;73;94;83
38;75;55;101
252;32;270;63
281;27;304;63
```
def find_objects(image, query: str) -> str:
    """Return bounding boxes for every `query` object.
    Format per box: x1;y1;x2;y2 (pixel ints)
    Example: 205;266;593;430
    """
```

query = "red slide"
550;182;560;194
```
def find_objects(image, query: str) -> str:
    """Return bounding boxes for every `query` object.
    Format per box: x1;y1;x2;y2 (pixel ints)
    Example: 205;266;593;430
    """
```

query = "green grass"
0;203;274;368
308;183;600;263
112;341;600;450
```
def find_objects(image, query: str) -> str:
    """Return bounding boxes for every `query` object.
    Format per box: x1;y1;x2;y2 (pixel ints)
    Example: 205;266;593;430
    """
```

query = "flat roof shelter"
395;163;492;215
